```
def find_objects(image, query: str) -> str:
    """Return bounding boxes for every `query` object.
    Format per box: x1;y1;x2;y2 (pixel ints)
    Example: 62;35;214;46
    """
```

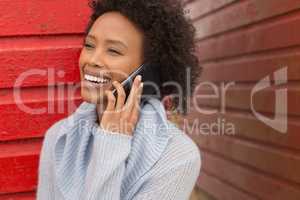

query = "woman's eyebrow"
86;34;96;40
86;34;128;49
105;39;128;50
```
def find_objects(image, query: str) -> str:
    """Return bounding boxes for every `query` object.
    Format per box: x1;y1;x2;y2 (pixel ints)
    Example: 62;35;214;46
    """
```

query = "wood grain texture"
0;0;90;37
0;139;41;194
0;36;83;89
196;10;300;62
200;149;300;200
193;0;300;40
184;0;237;20
192;83;299;116
198;171;258;200
182;108;300;151
0;192;35;200
185;0;300;199
0;0;90;198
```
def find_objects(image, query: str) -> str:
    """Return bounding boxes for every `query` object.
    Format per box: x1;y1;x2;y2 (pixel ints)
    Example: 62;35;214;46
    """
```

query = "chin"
81;88;107;105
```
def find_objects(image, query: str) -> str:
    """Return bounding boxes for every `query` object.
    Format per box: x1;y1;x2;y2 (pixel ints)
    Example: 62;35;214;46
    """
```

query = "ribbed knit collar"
53;97;174;199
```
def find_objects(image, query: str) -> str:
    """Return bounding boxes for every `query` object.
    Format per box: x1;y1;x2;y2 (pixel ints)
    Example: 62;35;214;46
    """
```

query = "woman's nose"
89;51;105;68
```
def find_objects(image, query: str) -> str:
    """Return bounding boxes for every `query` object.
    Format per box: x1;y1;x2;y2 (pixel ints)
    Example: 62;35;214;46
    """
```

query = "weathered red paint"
0;0;90;37
0;139;41;194
0;0;90;198
182;0;300;199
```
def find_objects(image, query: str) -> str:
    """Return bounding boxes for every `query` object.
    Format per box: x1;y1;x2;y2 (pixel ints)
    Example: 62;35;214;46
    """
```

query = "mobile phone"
112;62;161;103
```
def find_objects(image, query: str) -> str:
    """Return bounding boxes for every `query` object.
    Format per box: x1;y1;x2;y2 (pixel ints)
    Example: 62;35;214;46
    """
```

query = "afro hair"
84;0;201;115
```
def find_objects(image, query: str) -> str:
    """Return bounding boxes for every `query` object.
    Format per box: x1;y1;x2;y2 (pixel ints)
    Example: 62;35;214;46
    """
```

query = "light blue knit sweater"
36;97;201;200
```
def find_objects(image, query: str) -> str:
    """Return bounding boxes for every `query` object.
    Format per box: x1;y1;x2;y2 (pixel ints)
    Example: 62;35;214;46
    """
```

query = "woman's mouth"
83;73;112;88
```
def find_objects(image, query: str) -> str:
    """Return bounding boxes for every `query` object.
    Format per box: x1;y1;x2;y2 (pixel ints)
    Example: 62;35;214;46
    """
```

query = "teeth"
84;74;110;84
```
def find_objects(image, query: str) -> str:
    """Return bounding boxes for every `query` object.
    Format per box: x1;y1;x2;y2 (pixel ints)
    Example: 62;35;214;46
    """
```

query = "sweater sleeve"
81;126;132;200
132;153;201;200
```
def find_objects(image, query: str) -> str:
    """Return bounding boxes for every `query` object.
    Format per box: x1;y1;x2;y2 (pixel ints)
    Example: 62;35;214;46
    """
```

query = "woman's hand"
99;75;143;136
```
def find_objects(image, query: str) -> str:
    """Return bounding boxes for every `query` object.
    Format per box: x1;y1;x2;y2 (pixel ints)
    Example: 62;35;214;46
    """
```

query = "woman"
37;0;202;199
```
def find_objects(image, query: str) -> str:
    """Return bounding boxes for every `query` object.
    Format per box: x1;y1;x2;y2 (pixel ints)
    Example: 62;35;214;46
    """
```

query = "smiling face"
79;11;144;104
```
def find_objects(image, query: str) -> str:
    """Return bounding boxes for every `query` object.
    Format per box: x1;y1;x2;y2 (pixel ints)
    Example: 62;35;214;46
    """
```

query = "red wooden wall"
0;0;90;199
2;0;300;200
180;0;300;199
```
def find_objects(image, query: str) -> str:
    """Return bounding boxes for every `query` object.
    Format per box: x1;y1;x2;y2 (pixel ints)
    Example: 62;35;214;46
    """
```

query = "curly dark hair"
84;0;201;115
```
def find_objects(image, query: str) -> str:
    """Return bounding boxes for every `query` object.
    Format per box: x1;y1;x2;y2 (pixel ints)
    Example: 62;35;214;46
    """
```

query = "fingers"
122;75;142;117
112;81;126;112
101;75;143;136
129;82;143;124
104;90;116;112
104;75;142;115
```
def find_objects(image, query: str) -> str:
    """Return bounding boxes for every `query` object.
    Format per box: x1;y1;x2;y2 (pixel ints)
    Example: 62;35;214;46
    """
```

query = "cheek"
111;56;143;82
78;51;86;76
110;65;133;83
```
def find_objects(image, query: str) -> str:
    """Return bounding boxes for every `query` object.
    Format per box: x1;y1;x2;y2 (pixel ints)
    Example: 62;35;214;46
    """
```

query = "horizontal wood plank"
196;11;300;62
0;86;82;141
0;139;41;194
192;83;300;116
180;108;300;151
0;192;35;200
191;133;300;184
198;171;257;200
184;0;237;20
0;0;90;37
201;150;300;200
0;36;83;89
194;0;300;40
199;47;300;82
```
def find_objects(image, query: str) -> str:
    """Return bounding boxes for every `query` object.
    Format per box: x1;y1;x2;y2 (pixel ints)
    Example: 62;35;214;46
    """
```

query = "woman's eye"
84;43;94;49
108;49;121;55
